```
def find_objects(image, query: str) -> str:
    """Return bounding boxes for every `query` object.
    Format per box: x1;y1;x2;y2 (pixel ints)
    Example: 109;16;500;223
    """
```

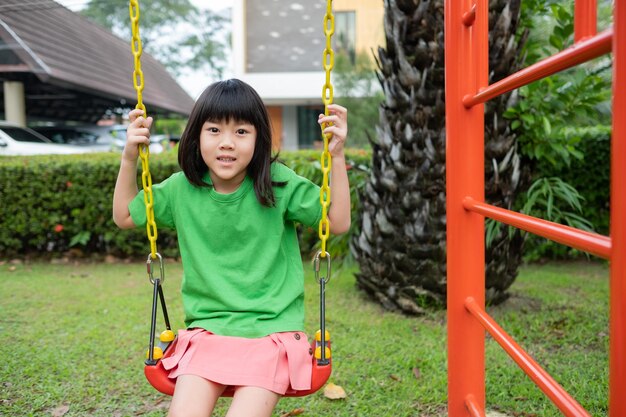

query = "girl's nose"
219;134;234;149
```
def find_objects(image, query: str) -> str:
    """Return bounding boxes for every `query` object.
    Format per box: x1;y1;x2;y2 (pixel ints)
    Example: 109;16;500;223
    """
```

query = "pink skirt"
161;328;313;394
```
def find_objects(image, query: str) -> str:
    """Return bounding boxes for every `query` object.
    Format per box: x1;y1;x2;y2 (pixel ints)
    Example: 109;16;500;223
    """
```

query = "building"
0;0;193;126
231;0;384;150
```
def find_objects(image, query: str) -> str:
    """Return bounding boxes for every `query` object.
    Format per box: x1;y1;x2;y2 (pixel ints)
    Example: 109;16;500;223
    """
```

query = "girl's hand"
123;108;153;162
318;104;348;157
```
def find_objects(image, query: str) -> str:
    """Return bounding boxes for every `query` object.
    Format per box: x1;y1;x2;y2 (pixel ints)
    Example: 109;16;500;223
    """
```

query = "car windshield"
110;128;127;141
40;129;98;145
1;127;50;143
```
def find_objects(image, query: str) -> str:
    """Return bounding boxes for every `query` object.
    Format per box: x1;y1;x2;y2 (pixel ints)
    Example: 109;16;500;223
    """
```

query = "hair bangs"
200;79;264;126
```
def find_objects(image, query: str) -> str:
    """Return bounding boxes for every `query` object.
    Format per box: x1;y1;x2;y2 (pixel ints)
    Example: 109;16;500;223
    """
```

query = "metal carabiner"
146;252;165;285
313;250;331;284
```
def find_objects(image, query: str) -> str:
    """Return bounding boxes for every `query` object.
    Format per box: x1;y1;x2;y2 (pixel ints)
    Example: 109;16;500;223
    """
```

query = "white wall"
232;0;326;104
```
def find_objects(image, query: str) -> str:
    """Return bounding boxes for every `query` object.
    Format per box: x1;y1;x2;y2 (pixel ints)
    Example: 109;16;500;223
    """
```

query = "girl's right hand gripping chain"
124;109;153;162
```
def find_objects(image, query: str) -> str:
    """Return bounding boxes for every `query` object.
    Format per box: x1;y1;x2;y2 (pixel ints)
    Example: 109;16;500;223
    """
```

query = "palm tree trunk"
351;0;529;314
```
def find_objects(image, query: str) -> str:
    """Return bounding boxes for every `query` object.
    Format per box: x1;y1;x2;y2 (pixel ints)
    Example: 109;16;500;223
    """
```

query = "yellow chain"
129;0;158;259
319;0;334;257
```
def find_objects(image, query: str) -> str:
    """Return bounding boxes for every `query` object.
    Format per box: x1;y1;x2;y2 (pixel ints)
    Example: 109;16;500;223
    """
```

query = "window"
297;106;324;149
0;127;49;143
334;11;356;64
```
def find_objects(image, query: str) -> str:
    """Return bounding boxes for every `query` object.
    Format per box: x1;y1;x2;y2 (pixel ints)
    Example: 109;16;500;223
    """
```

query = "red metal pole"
574;0;597;43
609;1;626;416
445;0;487;415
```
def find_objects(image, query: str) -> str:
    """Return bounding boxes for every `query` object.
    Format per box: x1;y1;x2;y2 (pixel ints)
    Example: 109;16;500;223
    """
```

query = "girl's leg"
225;386;280;417
167;374;226;417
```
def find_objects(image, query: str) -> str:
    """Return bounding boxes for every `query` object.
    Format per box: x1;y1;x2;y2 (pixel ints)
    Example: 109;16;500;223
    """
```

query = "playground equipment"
128;0;335;397
445;0;624;416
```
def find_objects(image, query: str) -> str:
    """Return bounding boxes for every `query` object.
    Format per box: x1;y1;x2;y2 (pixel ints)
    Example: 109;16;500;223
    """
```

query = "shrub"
0;152;179;259
281;149;371;261
0;149;371;261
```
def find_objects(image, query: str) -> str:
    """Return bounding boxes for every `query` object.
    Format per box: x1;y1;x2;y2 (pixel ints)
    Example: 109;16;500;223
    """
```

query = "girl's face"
199;119;257;194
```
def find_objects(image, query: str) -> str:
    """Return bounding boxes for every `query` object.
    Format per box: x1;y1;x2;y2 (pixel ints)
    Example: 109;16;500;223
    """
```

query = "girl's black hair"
178;78;283;207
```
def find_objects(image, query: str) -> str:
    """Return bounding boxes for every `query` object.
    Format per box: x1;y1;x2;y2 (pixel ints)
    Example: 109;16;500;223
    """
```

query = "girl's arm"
112;109;153;229
319;104;351;235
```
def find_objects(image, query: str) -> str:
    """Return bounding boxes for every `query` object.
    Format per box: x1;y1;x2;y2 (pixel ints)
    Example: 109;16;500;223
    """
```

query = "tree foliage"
507;0;612;170
80;0;228;78
333;52;384;149
498;0;613;259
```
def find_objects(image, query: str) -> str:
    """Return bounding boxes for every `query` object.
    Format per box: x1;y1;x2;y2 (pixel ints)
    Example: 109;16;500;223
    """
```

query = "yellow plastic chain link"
319;0;334;257
129;0;158;259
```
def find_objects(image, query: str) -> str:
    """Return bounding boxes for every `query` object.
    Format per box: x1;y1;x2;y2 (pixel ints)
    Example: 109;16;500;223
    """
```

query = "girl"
112;79;350;417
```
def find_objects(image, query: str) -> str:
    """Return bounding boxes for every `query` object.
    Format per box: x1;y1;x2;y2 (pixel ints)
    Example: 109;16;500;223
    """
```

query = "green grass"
0;260;609;416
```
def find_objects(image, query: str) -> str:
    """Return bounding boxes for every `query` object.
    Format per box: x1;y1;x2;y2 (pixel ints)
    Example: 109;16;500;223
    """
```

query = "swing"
128;0;336;397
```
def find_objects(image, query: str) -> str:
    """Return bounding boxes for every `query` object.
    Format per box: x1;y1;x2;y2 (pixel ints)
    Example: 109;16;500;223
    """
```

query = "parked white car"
0;121;95;155
84;124;164;154
32;125;114;152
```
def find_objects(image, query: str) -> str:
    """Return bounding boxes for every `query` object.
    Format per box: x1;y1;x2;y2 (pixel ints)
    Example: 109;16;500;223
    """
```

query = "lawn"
0;259;609;416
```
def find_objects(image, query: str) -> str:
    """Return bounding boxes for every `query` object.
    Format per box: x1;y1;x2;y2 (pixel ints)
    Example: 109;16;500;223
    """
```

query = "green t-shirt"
129;163;322;338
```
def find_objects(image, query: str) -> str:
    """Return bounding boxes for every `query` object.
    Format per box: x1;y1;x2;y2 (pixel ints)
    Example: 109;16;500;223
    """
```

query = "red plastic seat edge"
144;360;176;396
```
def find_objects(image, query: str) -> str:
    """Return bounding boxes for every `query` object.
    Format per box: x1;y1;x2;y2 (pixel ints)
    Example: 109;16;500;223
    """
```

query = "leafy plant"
69;231;91;247
486;177;592;249
503;70;610;170
499;0;613;259
521;177;593;230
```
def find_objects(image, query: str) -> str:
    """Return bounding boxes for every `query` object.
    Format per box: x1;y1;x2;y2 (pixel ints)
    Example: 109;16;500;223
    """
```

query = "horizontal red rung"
464;394;484;417
463;29;612;107
463;197;611;259
464;297;592;417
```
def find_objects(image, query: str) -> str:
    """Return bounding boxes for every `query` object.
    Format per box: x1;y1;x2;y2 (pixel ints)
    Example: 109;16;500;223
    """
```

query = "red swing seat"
145;333;331;397
141;254;333;398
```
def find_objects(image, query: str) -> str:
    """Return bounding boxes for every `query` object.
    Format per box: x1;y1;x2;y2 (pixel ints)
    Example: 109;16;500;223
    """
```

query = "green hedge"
0;149;370;260
554;130;610;235
282;149;370;260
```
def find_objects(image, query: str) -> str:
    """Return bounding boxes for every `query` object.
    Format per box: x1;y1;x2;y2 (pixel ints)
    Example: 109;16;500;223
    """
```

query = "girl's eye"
236;129;248;135
208;127;219;133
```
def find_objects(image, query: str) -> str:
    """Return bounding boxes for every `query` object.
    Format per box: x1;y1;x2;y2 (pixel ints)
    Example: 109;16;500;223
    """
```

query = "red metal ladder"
444;0;625;416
